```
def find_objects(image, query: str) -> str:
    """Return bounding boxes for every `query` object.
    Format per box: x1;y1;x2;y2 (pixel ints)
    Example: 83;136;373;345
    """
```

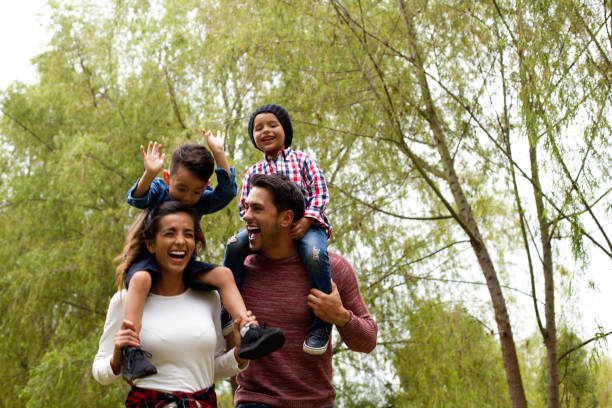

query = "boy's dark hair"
251;173;304;221
141;200;205;247
169;143;214;182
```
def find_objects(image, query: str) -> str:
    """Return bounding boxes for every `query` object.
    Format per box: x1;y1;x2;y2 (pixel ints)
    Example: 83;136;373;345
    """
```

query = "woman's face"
146;212;196;276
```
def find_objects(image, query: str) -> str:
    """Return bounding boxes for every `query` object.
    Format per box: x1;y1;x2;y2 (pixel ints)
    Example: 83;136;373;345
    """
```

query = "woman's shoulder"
107;289;127;308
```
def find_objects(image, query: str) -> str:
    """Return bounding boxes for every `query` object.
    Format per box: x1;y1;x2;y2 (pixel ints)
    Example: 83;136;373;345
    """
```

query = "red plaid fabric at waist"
125;385;217;408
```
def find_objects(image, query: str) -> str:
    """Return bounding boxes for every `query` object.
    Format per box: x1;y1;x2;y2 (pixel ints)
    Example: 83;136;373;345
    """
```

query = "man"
234;173;378;408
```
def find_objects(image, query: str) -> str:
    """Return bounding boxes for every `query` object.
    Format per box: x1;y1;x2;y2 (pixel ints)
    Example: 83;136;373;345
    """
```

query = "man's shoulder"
329;252;354;277
328;251;347;262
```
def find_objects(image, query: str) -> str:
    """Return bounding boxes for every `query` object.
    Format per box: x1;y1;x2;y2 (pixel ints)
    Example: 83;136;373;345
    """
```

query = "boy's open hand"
140;141;165;176
202;129;226;154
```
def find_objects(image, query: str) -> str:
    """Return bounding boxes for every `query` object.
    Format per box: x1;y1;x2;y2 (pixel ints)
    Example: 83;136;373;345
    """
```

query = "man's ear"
162;170;170;185
279;210;295;228
145;240;155;254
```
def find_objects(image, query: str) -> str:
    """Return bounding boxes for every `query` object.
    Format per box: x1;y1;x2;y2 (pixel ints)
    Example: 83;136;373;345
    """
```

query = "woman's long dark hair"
113;201;205;291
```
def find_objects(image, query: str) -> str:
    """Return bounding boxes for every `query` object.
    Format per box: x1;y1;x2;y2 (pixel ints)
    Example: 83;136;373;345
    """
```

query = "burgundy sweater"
234;252;378;408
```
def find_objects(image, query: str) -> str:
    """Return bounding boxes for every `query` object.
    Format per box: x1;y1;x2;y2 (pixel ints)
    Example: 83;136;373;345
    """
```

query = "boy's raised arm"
203;129;231;176
193;130;237;215
132;141;165;198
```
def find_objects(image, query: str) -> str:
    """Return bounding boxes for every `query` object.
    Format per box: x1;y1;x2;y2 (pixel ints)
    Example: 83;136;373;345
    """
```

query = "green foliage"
534;328;599;408
391;299;510;407
597;356;612;408
0;0;610;406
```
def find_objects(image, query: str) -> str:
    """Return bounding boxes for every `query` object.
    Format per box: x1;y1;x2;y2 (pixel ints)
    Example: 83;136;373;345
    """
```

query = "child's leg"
121;258;159;380
196;242;286;360
199;265;286;360
296;226;331;294
198;266;250;328
222;228;252;290
124;271;152;334
296;226;332;355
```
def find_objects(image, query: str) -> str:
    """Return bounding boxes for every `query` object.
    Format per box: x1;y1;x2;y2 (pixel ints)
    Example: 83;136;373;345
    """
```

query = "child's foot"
238;324;285;360
221;308;234;336
122;346;157;381
303;321;332;355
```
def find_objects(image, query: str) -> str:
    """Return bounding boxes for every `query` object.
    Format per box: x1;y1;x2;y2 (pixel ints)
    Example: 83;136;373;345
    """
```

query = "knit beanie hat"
248;104;293;151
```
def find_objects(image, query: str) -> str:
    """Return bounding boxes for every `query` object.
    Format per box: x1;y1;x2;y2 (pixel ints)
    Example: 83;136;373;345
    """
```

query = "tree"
393;299;509;407
0;0;265;404
531;328;599;407
597;356;612;407
243;1;611;406
1;0;610;406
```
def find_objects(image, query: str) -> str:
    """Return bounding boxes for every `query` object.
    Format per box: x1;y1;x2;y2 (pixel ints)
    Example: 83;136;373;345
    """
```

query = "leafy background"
0;1;611;407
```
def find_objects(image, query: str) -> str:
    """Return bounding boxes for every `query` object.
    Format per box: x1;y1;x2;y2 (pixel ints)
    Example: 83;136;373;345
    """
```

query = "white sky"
0;1;51;90
1;1;610;354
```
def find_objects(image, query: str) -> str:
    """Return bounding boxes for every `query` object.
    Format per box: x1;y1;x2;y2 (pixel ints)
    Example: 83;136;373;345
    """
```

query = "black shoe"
122;346;157;381
238;325;285;360
221;308;234;336
303;321;331;355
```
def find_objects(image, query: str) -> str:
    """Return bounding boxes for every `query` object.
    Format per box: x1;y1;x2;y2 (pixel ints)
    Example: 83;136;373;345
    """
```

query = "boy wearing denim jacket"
122;130;284;381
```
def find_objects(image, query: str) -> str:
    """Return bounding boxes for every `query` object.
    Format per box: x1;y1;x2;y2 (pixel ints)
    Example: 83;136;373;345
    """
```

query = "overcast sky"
0;1;51;90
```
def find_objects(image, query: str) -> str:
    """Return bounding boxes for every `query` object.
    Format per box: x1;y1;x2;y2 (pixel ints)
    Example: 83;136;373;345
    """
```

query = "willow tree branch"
558;330;612;362
0;109;55;152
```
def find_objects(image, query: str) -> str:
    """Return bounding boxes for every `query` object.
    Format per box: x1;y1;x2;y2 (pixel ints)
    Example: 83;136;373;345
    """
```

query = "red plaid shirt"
125;385;217;408
239;148;332;237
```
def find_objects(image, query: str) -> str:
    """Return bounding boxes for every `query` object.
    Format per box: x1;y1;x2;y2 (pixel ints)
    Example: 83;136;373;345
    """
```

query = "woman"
93;200;251;407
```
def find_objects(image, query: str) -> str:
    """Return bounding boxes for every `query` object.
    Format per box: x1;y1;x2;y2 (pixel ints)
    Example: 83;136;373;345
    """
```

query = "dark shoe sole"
238;328;286;360
303;339;329;355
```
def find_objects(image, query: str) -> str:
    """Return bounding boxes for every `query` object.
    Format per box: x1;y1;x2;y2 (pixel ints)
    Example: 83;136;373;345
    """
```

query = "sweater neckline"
251;253;300;265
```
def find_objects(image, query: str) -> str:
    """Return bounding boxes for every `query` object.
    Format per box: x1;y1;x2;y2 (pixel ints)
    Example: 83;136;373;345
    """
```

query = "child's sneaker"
122;346;157;381
238;324;285;360
221;308;234;336
303;320;332;355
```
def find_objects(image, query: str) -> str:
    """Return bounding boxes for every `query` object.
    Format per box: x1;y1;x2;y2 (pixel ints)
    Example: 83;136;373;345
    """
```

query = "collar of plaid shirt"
125;385;216;408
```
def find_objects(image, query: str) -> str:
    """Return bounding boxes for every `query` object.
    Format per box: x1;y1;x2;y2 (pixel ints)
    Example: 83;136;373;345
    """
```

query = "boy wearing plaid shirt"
224;104;333;355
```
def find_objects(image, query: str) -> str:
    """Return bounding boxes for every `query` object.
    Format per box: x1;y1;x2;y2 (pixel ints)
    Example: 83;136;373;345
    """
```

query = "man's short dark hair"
251;174;304;221
169;143;214;182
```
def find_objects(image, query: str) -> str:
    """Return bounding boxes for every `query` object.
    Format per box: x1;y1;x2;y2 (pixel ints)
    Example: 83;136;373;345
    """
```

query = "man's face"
243;186;283;254
166;164;208;207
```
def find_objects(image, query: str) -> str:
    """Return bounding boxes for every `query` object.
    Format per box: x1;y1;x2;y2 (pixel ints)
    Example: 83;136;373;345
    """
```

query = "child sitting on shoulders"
121;130;285;381
224;104;333;355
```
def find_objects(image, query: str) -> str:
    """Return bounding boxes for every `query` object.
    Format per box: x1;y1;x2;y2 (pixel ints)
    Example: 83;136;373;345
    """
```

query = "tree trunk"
398;1;528;406
530;141;560;408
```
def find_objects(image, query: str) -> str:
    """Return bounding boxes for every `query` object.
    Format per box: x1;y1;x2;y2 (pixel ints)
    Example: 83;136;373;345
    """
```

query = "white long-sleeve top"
92;289;245;392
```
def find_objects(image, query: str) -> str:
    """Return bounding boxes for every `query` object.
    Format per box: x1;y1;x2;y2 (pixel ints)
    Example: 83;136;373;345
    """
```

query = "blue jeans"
223;226;331;294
